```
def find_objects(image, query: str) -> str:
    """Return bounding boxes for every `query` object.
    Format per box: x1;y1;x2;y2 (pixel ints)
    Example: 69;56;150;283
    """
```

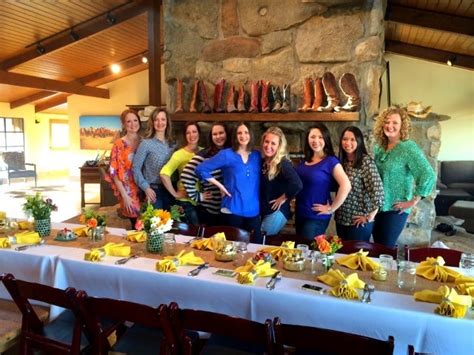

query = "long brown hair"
146;108;173;142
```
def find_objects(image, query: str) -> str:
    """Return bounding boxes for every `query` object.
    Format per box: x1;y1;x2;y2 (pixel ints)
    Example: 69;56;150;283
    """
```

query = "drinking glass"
397;261;416;291
162;233;176;256
233;241;248;266
378;254;394;271
296;244;310;259
310;251;321;274
460;253;474;277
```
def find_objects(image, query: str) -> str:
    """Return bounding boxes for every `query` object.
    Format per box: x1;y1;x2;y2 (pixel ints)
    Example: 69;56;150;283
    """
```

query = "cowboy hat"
406;101;432;118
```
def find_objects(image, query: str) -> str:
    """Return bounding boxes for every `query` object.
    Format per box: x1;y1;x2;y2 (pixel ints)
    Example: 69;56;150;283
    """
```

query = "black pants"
222;213;262;244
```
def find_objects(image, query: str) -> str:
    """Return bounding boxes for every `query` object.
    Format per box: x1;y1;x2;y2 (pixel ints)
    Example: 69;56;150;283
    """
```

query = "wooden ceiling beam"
0;70;110;98
386;4;474;36
10;91;57;109
385;40;474;70
35;94;70;113
0;1;148;71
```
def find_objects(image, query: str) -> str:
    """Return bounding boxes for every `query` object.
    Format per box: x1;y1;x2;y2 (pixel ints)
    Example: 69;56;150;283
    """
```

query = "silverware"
114;254;138;265
266;271;282;290
15;239;45;251
361;284;369;303
366;284;375;303
188;263;209;277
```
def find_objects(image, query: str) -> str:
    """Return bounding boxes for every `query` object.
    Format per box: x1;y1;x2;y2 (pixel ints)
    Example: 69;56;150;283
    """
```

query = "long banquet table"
1;223;473;355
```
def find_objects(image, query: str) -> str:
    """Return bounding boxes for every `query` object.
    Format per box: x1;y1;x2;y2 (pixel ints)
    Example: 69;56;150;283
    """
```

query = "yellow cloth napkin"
318;269;365;300
234;259;278;284
126;230;147;243
74;226;89;238
336;249;380;271
84;249;105;262
156;250;205;273
455;276;474;297
17;220;31;230
191;232;226;250
414;285;472;318
156;259;177;272
84;242;131;262
14;231;41;244
416;256;461;282
0;237;11;248
258;241;299;261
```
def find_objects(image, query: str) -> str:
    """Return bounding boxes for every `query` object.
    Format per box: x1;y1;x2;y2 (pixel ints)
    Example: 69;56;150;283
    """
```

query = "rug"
5;185;68;198
62;204;131;230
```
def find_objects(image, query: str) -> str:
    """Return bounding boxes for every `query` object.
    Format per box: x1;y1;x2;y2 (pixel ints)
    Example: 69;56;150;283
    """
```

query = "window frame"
0;117;25;153
49;118;70;150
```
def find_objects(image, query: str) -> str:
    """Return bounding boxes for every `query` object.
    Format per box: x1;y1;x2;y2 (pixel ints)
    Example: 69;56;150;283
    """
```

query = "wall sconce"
447;55;456;67
69;29;79;41
36;42;46;55
106;12;117;25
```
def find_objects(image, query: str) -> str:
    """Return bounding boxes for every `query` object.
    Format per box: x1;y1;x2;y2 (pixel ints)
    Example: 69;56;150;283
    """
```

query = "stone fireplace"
161;0;446;248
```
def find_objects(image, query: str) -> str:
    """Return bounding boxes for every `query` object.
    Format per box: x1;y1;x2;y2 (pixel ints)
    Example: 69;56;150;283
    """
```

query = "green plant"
80;208;107;227
22;193;57;220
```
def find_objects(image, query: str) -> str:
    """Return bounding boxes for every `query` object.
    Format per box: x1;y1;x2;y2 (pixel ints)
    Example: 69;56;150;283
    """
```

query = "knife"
115;254;138;265
266;271;281;290
188;263;209;277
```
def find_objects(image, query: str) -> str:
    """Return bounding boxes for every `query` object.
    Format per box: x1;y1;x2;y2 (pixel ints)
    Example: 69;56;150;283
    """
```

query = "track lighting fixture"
36;42;46;55
70;29;79;41
447;55;456;67
141;55;148;64
106;12;117;25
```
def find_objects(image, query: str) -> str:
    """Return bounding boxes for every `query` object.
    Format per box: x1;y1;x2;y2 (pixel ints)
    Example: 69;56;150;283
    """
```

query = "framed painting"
79;115;121;150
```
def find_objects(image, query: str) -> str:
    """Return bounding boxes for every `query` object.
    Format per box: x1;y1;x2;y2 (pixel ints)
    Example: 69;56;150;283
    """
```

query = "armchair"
2;151;37;186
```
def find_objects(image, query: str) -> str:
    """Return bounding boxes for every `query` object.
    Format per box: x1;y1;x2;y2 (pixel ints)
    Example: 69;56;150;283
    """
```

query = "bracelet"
328;206;334;214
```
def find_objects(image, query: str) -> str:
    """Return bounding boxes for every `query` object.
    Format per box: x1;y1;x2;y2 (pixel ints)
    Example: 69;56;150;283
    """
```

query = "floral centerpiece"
312;234;343;271
135;203;184;253
22;193;57;237
80;208;107;241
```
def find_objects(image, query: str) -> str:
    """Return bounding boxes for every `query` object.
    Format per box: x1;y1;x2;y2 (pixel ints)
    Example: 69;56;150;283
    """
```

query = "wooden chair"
405;246;462;266
76;291;177;355
339;240;398;258
273;317;394;355
169;302;273;355
3;151;37;186
0;273;90;355
264;233;309;246
201;225;251;243
172;221;204;237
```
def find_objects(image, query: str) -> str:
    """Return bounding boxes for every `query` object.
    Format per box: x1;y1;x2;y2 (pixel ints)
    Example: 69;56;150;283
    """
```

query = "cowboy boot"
298;78;313;112
334;73;360;112
189;80;199;113
174;79;184;113
213;78;226;113
280;84;291;113
225;84;237;113
248;81;260;113
260;80;271;113
199;80;212;113
317;72;340;112
310;77;325;111
237;85;246;112
271;86;282;112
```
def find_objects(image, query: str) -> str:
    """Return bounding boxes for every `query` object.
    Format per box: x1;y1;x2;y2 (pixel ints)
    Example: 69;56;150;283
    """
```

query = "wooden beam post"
148;0;161;106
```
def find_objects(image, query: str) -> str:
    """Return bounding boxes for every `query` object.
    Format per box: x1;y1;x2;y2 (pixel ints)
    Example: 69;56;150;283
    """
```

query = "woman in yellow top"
160;122;201;224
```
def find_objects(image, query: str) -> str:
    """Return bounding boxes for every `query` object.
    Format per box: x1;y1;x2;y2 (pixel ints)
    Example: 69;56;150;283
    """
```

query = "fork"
115;254;138;265
266;271;282;290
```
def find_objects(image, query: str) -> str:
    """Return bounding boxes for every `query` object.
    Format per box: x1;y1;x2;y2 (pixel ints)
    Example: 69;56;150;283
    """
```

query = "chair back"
0;273;85;355
405;246;462;266
169;302;273;355
201;225;251;242
3;151;25;170
339;240;398;258
172;221;204;237
76;291;176;355
273;317;394;355
264;233;308;246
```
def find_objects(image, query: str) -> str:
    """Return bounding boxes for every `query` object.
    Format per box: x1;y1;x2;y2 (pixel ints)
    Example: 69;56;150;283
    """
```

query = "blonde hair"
374;106;411;149
261;127;288;181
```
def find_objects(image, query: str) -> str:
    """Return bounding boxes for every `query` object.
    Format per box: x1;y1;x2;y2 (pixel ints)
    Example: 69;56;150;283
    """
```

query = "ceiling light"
106;12;117;25
111;63;121;73
70;29;79;41
36;42;46;55
447;55;456;67
141;55;148;64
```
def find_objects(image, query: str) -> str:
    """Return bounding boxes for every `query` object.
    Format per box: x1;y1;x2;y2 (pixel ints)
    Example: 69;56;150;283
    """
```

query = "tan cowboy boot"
271;86;282;112
237;85;246;112
248;81;260;113
334;73;361;112
175;79;184;113
298;78;312;112
260;80;271;113
199;80;212;113
226;84;238;113
189;80;199;113
310;78;325;111
280;84;291;113
317;72;340;112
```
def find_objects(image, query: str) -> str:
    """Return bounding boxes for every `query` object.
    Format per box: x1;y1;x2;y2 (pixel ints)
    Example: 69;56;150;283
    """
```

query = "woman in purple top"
295;123;351;241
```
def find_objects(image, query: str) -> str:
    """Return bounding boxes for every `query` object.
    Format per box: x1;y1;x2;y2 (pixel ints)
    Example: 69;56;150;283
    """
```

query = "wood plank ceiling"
386;0;474;70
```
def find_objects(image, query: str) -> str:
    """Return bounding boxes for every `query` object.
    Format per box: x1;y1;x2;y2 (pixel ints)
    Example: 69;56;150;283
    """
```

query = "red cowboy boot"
175;79;184;113
334;73;361;112
226;84;238;113
213;78;226;113
310;77;325;111
317;72;340;112
199;80;212;113
189;80;199;113
237;85;246;112
298;78;313;112
248;81;260;113
260;80;271;113
280;84;291;113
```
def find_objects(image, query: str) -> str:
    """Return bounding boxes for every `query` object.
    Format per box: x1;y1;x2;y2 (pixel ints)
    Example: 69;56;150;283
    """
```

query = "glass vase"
88;225;105;242
147;232;165;253
34;218;51;237
323;254;335;272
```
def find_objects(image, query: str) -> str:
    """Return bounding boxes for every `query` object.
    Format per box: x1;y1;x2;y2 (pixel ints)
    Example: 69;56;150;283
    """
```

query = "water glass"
310;251;321;274
397;261;416;291
162;233;176;256
460;253;474;277
233;241;248;266
296;244;310;259
378;254;394;271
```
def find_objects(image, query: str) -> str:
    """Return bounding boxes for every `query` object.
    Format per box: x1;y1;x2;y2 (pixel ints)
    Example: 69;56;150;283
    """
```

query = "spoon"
115;254;139;265
361;284;369;303
188;263;209;277
15;238;46;251
366;284;375;304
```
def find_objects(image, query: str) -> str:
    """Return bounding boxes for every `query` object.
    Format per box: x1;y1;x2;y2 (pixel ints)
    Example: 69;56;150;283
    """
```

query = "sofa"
435;161;474;216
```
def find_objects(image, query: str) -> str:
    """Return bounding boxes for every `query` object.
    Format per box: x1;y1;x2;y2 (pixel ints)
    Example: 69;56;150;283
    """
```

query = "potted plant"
22;192;57;237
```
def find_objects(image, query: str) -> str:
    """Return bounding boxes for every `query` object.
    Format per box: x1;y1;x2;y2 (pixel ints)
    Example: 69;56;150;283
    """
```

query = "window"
50;119;69;149
0;117;24;152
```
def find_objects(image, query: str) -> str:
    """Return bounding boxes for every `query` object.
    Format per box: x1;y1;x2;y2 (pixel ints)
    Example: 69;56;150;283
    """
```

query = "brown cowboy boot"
199;80;212;113
334;73;361;112
298;78;312;112
237;85;246;112
310;77;325;111
189;80;199;113
175;79;184;113
248;81;260;113
260;80;271;113
226;84;238;113
213;78;226;113
280;84;291;113
317;72;340;112
271;86;282;112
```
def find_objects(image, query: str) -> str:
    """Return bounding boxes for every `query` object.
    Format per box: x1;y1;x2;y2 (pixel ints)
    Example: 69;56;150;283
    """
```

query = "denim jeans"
336;222;374;242
176;200;199;226
295;215;330;243
222;213;262;244
372;211;409;247
151;185;175;211
261;210;288;236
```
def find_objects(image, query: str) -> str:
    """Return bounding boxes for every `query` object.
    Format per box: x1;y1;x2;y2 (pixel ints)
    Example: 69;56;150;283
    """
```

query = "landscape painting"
79;115;121;150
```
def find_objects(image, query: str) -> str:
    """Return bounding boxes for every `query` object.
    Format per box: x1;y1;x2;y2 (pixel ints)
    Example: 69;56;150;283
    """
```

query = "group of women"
106;106;435;247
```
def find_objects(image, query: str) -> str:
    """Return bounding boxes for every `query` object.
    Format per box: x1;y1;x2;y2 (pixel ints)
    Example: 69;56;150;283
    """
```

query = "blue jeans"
336;222;374;242
151;185;175;211
372;211;409;247
222;213;262;244
295;215;330;243
261;210;288;236
176;200;199;226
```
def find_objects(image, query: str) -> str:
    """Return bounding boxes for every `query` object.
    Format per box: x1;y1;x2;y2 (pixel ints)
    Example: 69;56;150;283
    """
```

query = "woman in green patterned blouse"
372;106;435;247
